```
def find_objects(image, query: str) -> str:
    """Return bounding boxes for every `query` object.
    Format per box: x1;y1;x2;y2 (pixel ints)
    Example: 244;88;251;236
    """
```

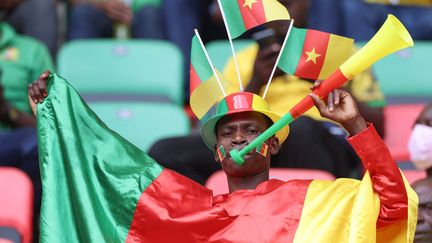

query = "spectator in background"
342;0;432;41
408;103;432;177
68;0;164;40
0;0;58;57
411;178;432;243
0;21;54;241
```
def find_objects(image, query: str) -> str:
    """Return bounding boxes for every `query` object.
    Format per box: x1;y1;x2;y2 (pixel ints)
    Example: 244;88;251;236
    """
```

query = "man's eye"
247;129;258;135
222;131;232;137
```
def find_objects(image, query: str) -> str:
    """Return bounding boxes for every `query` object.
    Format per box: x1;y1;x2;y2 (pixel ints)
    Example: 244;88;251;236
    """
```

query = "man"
29;71;416;242
0;21;54;242
411;178;432;243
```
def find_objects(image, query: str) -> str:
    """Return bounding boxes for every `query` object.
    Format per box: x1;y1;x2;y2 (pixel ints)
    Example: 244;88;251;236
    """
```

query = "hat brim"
201;109;289;150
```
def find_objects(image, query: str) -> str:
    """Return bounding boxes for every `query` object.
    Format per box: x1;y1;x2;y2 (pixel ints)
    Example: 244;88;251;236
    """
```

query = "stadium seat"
384;103;425;161
57;39;184;105
89;101;190;152
206;168;336;195
402;170;427;184
206;40;255;70
0;168;33;243
371;41;432;98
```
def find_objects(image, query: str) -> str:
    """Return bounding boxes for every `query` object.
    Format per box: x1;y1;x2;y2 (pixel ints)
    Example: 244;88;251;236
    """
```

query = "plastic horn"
230;14;414;165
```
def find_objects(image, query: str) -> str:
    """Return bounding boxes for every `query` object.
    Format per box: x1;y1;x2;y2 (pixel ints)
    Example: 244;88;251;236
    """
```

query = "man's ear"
269;137;280;155
213;144;221;163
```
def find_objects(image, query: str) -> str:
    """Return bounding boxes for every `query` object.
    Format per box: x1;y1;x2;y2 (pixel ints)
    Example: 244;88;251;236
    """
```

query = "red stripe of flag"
294;30;330;80
238;0;266;30
226;92;254;111
190;64;201;96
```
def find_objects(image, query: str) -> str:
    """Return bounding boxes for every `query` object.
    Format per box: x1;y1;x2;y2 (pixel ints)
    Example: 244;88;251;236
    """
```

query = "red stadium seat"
384;104;425;161
402;170;427;184
0;168;33;243
206;168;336;195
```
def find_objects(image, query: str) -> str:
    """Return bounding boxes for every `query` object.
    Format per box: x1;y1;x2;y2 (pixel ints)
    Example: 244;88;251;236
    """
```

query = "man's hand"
246;44;283;93
309;80;367;136
99;0;132;25
28;71;50;116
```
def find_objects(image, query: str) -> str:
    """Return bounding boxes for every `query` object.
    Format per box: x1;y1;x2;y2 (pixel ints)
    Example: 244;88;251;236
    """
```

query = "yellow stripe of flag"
190;70;239;119
319;35;354;80
262;0;290;22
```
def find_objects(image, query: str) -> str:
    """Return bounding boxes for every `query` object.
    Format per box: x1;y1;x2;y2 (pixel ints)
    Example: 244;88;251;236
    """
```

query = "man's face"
413;179;432;243
214;112;279;177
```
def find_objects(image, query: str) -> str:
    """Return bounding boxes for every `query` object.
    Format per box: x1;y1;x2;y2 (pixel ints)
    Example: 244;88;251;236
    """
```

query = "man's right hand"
28;71;50;116
247;44;283;93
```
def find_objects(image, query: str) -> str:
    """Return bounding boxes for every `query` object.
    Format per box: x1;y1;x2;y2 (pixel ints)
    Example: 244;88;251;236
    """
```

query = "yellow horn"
340;14;414;79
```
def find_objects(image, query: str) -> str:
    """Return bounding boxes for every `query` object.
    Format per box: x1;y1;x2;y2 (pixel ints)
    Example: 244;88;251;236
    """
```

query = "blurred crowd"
0;0;431;242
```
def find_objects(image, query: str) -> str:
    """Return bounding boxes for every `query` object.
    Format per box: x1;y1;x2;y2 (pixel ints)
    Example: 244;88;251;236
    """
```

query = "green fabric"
219;0;246;39
191;35;213;81
278;27;307;75
38;73;163;242
0;23;54;130
132;0;161;11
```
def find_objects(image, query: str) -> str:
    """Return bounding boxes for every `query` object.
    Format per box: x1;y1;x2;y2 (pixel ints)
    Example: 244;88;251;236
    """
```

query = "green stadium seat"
356;41;432;99
57;39;184;104
206;40;255;71
89;101;190;152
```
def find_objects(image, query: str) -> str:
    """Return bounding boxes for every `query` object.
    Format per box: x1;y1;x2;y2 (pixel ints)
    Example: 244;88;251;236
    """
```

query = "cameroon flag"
219;0;290;39
190;34;238;119
278;27;354;80
39;74;417;242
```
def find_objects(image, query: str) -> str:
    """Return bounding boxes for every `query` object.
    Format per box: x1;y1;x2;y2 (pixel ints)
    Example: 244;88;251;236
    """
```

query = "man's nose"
232;130;247;146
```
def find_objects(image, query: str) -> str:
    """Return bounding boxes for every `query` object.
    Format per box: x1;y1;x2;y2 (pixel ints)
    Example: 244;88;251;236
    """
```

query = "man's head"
412;178;432;243
201;92;289;177
215;111;280;177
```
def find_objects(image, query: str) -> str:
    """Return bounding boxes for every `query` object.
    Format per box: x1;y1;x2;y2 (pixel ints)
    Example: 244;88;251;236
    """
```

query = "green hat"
201;92;289;149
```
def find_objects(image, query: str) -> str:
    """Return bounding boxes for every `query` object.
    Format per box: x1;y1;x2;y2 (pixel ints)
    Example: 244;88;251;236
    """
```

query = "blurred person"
0;0;58;57
149;0;385;184
411;177;432;243
342;0;432;41
408;103;432;177
68;0;164;40
0;21;54;242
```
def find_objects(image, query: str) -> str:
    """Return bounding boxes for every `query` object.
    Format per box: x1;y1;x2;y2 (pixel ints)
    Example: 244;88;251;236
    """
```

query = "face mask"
408;124;432;170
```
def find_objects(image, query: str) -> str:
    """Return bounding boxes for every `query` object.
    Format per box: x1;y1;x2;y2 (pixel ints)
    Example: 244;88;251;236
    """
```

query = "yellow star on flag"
243;0;258;10
305;47;321;64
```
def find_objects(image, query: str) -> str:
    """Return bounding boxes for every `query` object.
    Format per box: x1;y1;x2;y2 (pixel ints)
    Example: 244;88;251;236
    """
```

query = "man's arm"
310;89;408;227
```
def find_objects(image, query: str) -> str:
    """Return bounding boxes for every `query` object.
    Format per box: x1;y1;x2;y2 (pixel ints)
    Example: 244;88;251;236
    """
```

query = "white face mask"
408;124;432;170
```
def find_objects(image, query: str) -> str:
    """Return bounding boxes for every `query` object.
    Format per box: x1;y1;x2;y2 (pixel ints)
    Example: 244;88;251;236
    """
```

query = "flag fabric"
278;27;354;80
190;34;239;119
39;74;416;242
217;145;226;161
219;0;290;39
255;142;268;157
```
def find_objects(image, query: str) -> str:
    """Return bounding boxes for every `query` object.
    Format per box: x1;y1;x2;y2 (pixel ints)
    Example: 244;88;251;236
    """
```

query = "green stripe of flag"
38;73;164;243
278;27;307;75
220;0;247;38
191;35;213;81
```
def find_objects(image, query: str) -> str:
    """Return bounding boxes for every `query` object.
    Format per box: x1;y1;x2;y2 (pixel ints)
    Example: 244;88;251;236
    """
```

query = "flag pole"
262;19;295;99
194;29;227;97
218;0;244;91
